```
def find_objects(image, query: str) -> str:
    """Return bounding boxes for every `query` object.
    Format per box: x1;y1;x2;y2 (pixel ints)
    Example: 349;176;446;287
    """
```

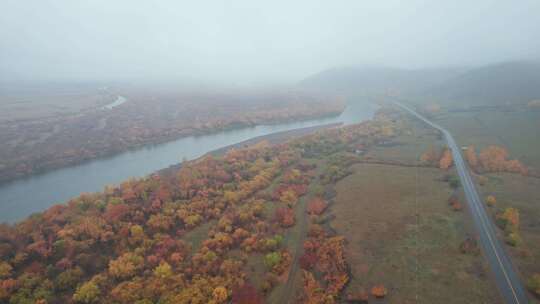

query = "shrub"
448;176;460;189
264;252;281;269
486;195;496;207
528;273;540;296
505;232;522;247
307;197;328;215
496;208;520;232
0;262;12;279
371;284;387;298
231;283;263;304
274;207;295;227
73;281;100;303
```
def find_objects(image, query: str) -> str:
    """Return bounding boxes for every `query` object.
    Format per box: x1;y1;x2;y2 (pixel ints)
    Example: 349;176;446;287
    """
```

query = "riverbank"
158;122;342;177
0;101;374;223
0;90;345;184
208;122;343;156
101;95;127;110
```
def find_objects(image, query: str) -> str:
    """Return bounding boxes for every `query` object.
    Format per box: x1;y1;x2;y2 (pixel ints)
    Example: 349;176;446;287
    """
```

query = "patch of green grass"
243;251;267;289
183;220;215;253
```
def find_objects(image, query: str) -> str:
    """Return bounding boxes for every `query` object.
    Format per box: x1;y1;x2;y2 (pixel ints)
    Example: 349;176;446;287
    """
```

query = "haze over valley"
1;1;540;303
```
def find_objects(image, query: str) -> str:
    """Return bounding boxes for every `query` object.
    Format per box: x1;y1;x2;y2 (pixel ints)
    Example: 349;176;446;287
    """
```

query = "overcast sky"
1;0;539;85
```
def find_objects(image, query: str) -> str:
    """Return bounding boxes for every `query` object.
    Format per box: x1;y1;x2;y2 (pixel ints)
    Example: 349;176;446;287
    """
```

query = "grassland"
479;173;540;283
433;108;540;171
305;110;504;303
0;84;112;122
366;118;443;165
405;104;540;302
331;163;502;303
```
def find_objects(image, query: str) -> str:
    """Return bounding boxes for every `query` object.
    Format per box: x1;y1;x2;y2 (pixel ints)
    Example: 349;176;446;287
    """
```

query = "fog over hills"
299;66;466;95
2;0;540;85
300;61;540;105
427;61;540;104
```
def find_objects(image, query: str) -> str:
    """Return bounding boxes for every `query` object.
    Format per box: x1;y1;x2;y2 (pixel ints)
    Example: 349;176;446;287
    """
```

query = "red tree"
307;198;327;215
299;252;317;270
232;283;264;304
104;203;130;222
274;207;295;227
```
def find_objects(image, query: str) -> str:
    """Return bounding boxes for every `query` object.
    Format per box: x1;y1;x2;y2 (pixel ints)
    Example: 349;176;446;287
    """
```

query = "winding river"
101;95;127;110
0;101;375;223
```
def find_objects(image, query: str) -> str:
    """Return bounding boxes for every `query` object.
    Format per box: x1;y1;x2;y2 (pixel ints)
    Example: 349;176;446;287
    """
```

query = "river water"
0;101;376;222
101;95;128;110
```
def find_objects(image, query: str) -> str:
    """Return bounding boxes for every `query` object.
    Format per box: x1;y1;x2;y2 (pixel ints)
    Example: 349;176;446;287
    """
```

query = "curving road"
394;101;529;304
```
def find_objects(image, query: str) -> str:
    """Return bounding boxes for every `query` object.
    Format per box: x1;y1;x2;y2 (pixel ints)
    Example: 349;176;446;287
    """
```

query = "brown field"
0;83;112;122
330;163;502;303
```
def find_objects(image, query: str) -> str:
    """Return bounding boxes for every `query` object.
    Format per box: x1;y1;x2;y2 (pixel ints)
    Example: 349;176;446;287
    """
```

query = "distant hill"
426;61;540;105
300;61;540;106
299;66;465;96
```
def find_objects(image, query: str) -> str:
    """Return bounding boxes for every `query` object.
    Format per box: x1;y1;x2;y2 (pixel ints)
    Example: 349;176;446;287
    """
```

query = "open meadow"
330;162;501;303
433;109;540;171
412;104;540;301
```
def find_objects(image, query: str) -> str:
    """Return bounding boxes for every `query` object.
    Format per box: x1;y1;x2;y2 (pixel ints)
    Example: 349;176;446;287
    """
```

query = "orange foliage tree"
496;207;520;232
275;207;295;228
478;145;528;175
0;108;408;303
212;286;228;303
371;284;388;298
439;148;453;170
464;145;478;169
448;195;462;211
420;147;442;166
307;197;327;215
108;252;144;279
301;270;327;304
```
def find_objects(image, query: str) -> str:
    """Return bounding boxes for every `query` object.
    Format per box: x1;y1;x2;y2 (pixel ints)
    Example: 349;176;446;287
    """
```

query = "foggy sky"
1;0;539;85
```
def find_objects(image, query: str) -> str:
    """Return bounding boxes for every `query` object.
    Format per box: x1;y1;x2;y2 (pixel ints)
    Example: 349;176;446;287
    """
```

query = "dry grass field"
433;109;540;171
0;84;112;122
478;172;540;302
427;106;540;301
330;163;502;303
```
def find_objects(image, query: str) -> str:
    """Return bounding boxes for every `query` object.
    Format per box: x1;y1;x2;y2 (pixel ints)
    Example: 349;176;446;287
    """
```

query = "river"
0;101;376;223
101;95;127;110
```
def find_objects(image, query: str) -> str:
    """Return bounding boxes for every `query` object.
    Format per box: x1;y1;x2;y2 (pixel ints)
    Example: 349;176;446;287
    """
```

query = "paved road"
394;101;529;304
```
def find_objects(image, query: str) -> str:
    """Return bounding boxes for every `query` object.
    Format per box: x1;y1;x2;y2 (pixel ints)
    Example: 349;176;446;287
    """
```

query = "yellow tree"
73;280;101;303
496;207;520;234
280;189;298;206
528;273;540;296
108;252;144;279
212;286;228;303
0;262;12;279
486;195;496;207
